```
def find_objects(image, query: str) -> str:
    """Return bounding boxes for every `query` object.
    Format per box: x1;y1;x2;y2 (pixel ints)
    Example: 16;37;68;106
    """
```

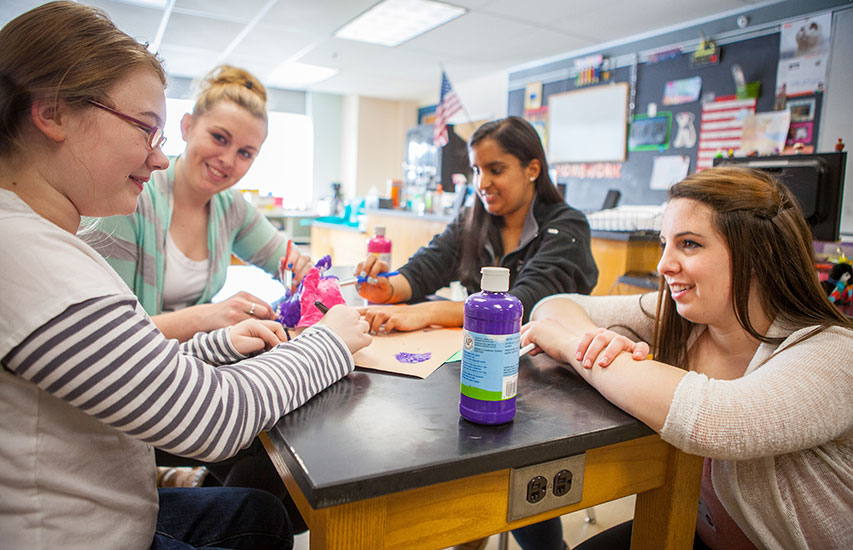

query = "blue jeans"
151;487;292;550
512;516;566;550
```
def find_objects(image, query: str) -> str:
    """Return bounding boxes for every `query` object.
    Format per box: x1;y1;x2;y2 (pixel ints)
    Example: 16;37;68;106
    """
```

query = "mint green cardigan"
82;158;287;315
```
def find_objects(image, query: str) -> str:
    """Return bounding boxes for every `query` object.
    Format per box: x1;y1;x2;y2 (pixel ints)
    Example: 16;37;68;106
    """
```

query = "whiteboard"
547;83;628;163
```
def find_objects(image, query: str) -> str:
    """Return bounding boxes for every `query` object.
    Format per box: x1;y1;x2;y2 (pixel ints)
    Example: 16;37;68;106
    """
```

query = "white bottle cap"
480;267;509;292
374;226;386;237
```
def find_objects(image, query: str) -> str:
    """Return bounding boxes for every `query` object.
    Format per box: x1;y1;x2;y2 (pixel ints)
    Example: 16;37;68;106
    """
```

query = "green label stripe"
461;384;507;401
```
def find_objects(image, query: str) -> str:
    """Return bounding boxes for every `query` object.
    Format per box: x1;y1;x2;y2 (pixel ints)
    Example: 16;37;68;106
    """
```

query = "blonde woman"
84;65;311;342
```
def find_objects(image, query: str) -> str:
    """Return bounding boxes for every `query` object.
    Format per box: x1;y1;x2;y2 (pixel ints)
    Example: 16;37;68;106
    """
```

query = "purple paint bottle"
460;267;523;424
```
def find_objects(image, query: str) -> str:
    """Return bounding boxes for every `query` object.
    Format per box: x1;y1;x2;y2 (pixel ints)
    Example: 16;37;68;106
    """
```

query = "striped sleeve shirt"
3;294;353;462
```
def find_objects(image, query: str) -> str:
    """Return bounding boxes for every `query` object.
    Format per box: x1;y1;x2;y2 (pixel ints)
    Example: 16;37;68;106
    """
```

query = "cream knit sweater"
533;292;853;550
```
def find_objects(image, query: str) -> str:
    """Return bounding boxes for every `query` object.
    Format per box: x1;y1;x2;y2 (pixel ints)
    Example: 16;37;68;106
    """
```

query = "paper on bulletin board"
740;110;791;156
650;155;690;190
663;76;702;106
776;13;831;95
353;327;462;378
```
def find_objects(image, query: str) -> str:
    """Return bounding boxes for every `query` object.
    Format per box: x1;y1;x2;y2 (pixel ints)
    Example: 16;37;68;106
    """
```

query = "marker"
338;271;400;286
280;240;294;290
314;300;329;314
519;342;536;357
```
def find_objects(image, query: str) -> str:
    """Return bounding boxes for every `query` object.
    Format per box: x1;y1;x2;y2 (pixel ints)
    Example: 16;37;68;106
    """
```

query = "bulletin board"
508;32;824;211
547;83;629;163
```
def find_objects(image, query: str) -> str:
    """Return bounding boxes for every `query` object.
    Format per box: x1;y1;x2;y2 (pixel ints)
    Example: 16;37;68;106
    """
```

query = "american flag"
433;71;462;147
696;95;756;171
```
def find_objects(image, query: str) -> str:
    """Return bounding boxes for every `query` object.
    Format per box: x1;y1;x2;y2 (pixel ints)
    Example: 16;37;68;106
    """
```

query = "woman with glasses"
0;3;370;549
83;64;312;342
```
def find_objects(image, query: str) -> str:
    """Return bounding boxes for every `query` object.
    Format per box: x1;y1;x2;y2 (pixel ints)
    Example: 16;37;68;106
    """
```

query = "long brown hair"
0;1;165;158
459;116;564;288
653;166;852;367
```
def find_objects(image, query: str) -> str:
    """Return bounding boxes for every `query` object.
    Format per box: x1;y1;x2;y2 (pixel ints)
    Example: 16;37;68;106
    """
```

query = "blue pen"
338;271;399;286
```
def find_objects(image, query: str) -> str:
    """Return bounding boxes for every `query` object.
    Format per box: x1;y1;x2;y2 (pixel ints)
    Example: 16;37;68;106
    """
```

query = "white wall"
449;70;509;126
354;97;418;198
335;95;418;202
819;7;853;237
308;92;343;207
340;95;361;201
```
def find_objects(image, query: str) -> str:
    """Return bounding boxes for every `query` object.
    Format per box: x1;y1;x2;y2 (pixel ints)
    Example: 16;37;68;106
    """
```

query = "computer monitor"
713;152;847;242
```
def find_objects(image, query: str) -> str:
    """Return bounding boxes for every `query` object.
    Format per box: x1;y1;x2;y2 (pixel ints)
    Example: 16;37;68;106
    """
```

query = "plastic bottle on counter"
460;267;522;424
367;226;392;267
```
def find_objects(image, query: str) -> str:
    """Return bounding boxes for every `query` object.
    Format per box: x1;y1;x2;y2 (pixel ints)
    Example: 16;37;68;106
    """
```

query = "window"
163;98;314;209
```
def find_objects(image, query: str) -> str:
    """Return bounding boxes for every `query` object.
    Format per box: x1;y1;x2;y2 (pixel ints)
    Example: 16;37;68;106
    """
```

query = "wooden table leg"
309;498;388;550
630;447;703;549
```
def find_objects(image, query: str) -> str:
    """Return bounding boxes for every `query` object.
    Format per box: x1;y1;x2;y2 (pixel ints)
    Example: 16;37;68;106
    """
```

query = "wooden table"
261;353;702;549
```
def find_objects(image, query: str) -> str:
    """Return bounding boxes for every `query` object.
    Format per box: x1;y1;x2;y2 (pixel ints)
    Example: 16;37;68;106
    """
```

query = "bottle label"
461;329;519;401
368;251;391;266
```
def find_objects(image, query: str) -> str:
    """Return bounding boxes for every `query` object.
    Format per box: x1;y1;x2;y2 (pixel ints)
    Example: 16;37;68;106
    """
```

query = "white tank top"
162;231;209;312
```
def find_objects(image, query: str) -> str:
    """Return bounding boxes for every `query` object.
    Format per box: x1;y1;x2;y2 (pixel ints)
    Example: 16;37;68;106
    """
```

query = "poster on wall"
628;113;672;151
696;96;756;171
663;76;702;105
524;106;549;150
740;110;791;155
524;81;543;110
650;155;690;190
788;97;816;122
776;13;832;95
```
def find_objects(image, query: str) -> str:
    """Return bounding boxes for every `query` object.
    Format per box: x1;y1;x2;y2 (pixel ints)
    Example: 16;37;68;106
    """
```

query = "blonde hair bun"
193;64;267;120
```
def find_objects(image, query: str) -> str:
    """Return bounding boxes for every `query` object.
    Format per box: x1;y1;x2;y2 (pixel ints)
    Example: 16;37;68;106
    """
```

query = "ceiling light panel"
335;0;466;47
266;60;339;89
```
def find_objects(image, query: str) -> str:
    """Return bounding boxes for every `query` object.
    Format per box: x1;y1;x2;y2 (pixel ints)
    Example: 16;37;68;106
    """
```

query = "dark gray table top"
267;353;653;508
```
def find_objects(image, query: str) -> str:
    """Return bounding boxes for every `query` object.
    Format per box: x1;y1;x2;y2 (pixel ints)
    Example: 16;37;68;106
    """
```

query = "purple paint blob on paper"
395;352;431;364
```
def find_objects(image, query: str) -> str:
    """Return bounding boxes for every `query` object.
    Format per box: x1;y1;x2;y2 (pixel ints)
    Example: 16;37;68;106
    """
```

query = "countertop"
266;352;652;508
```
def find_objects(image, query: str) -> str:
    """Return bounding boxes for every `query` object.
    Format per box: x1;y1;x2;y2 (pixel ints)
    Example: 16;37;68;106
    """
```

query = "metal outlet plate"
507;453;585;522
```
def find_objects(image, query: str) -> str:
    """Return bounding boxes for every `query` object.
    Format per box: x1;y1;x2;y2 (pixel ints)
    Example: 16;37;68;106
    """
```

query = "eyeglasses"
86;99;166;150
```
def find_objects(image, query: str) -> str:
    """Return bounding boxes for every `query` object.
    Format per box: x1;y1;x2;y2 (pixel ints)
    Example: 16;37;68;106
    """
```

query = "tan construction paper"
353;327;463;378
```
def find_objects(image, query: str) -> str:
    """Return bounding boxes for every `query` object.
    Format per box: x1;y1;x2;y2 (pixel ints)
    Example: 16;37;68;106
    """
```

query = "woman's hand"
520;319;577;365
204;291;275;327
316;305;372;354
358;305;432;333
229;319;287;355
576;328;649;368
354;255;393;303
281;246;312;286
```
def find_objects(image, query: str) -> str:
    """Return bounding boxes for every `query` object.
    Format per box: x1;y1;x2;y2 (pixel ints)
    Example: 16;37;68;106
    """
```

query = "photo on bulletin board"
628;112;671;151
525;81;543;110
786;121;813;145
787;97;815;122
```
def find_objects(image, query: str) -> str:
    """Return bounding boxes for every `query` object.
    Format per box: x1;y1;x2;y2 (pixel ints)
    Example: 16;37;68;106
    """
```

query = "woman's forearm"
410;300;464;327
564;345;685;432
152;307;208;342
530;296;683;432
386;274;413;303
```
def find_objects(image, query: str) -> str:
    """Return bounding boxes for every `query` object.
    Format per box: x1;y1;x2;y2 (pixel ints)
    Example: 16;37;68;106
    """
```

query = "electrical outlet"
507;454;585;522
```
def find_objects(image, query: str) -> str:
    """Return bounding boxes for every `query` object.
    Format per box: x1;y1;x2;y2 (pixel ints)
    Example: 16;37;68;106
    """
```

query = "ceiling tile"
229;22;319;62
160;12;245;50
265;0;378;35
158;44;222;78
173;0;269;22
